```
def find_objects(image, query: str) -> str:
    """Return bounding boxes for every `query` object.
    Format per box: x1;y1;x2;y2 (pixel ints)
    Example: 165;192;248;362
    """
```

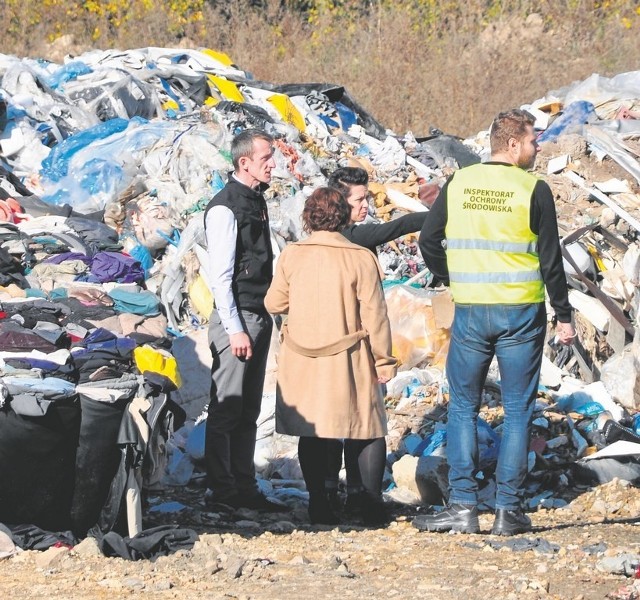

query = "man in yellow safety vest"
415;109;575;536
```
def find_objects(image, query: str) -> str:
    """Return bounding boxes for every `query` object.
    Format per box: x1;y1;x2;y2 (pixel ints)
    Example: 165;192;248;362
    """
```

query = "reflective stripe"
447;238;538;254
450;270;542;284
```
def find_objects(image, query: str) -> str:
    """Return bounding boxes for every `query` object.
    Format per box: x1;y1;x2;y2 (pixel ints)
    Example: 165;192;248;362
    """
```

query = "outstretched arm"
343;212;428;253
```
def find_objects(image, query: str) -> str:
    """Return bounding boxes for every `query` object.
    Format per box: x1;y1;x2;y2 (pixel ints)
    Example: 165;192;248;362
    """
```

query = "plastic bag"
538;101;595;143
40;118;180;213
133;344;181;387
413;427;447;457
384;285;451;370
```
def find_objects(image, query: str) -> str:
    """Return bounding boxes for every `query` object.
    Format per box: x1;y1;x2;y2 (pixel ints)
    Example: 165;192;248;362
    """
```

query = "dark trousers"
204;310;273;500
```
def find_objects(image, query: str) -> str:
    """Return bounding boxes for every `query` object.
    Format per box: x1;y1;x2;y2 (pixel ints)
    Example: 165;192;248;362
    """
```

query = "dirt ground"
2;478;640;600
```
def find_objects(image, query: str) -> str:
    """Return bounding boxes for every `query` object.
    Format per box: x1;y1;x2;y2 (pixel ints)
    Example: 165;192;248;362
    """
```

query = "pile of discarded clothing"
0;46;441;551
0;47;639;554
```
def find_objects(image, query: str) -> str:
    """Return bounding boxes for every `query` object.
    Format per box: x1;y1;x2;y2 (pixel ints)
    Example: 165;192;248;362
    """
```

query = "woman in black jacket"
325;166;435;524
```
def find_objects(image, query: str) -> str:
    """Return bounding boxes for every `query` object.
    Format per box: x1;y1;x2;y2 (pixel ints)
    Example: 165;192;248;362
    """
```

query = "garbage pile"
385;72;640;510
0;47;639;540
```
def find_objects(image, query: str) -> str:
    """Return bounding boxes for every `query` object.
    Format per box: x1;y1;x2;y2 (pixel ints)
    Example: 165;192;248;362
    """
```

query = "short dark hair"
302;187;351;234
231;129;274;170
489;109;536;154
327;166;369;199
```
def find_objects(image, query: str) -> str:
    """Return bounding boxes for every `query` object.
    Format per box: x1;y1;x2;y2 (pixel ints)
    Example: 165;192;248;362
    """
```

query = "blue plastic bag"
538;101;595;143
46;61;93;90
478;417;500;468
40;117;131;182
413;428;447;457
335;101;357;130
556;393;605;417
185;420;206;461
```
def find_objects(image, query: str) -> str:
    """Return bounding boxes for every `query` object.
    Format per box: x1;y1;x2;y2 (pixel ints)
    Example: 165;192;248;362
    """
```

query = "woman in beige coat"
264;187;397;525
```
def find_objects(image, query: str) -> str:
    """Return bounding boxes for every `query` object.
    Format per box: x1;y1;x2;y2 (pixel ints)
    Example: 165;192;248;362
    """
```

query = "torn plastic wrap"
39;118;183;214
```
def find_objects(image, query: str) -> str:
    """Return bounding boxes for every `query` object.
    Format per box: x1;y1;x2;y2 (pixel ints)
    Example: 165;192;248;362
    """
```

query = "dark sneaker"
491;509;531;536
203;491;237;510
207;492;289;512
413;503;480;534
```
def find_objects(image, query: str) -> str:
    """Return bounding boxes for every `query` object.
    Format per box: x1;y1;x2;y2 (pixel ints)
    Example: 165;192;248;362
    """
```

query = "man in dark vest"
415;109;575;535
204;129;286;511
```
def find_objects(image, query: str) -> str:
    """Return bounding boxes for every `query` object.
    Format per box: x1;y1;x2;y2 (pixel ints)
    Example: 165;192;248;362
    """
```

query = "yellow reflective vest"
445;163;545;304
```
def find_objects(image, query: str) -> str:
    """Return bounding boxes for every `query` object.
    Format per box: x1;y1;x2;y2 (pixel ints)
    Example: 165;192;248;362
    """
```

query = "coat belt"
282;323;367;357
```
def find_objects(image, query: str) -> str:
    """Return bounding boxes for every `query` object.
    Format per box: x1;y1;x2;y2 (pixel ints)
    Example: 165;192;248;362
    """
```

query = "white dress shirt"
205;203;244;335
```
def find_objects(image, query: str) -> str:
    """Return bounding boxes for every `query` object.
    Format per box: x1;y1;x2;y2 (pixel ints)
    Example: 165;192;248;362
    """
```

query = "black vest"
204;177;273;313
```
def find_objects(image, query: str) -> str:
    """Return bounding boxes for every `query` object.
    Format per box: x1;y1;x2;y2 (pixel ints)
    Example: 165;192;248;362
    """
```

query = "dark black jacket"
341;212;427;254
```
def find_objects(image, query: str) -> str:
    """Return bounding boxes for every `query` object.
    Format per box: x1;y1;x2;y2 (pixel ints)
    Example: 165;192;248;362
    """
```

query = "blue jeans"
445;303;546;510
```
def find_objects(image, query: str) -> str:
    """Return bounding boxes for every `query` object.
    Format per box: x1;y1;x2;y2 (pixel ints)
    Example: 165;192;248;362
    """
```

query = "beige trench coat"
264;231;397;439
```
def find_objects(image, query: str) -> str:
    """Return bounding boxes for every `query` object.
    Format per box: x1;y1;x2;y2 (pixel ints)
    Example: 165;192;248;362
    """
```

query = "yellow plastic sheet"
207;74;245;102
267;93;306;132
134;345;181;388
162;99;180;111
200;48;235;67
188;273;214;322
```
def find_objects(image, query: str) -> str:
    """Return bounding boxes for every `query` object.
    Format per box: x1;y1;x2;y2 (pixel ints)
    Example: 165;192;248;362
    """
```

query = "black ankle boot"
308;495;340;525
344;492;364;515
326;488;342;513
491;508;531;536
412;504;480;534
360;493;388;526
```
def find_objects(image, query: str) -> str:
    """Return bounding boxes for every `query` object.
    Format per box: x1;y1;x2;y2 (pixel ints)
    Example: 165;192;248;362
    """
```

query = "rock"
536;563;549;574
336;563;355;578
193;533;224;555
35;546;69;569
596;553;640;576
529;579;550;592
288;555;311;565
269;521;297;533
235;520;261;528
73;537;102;558
206;559;223;575
225;556;246;578
152;580;173;591
600;207;616;228
10;551;31;564
122;577;145;590
392;454;448;505
0;529;18;559
46;34;85;63
591;499;608;516
600;344;639;410
97;578;123;589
